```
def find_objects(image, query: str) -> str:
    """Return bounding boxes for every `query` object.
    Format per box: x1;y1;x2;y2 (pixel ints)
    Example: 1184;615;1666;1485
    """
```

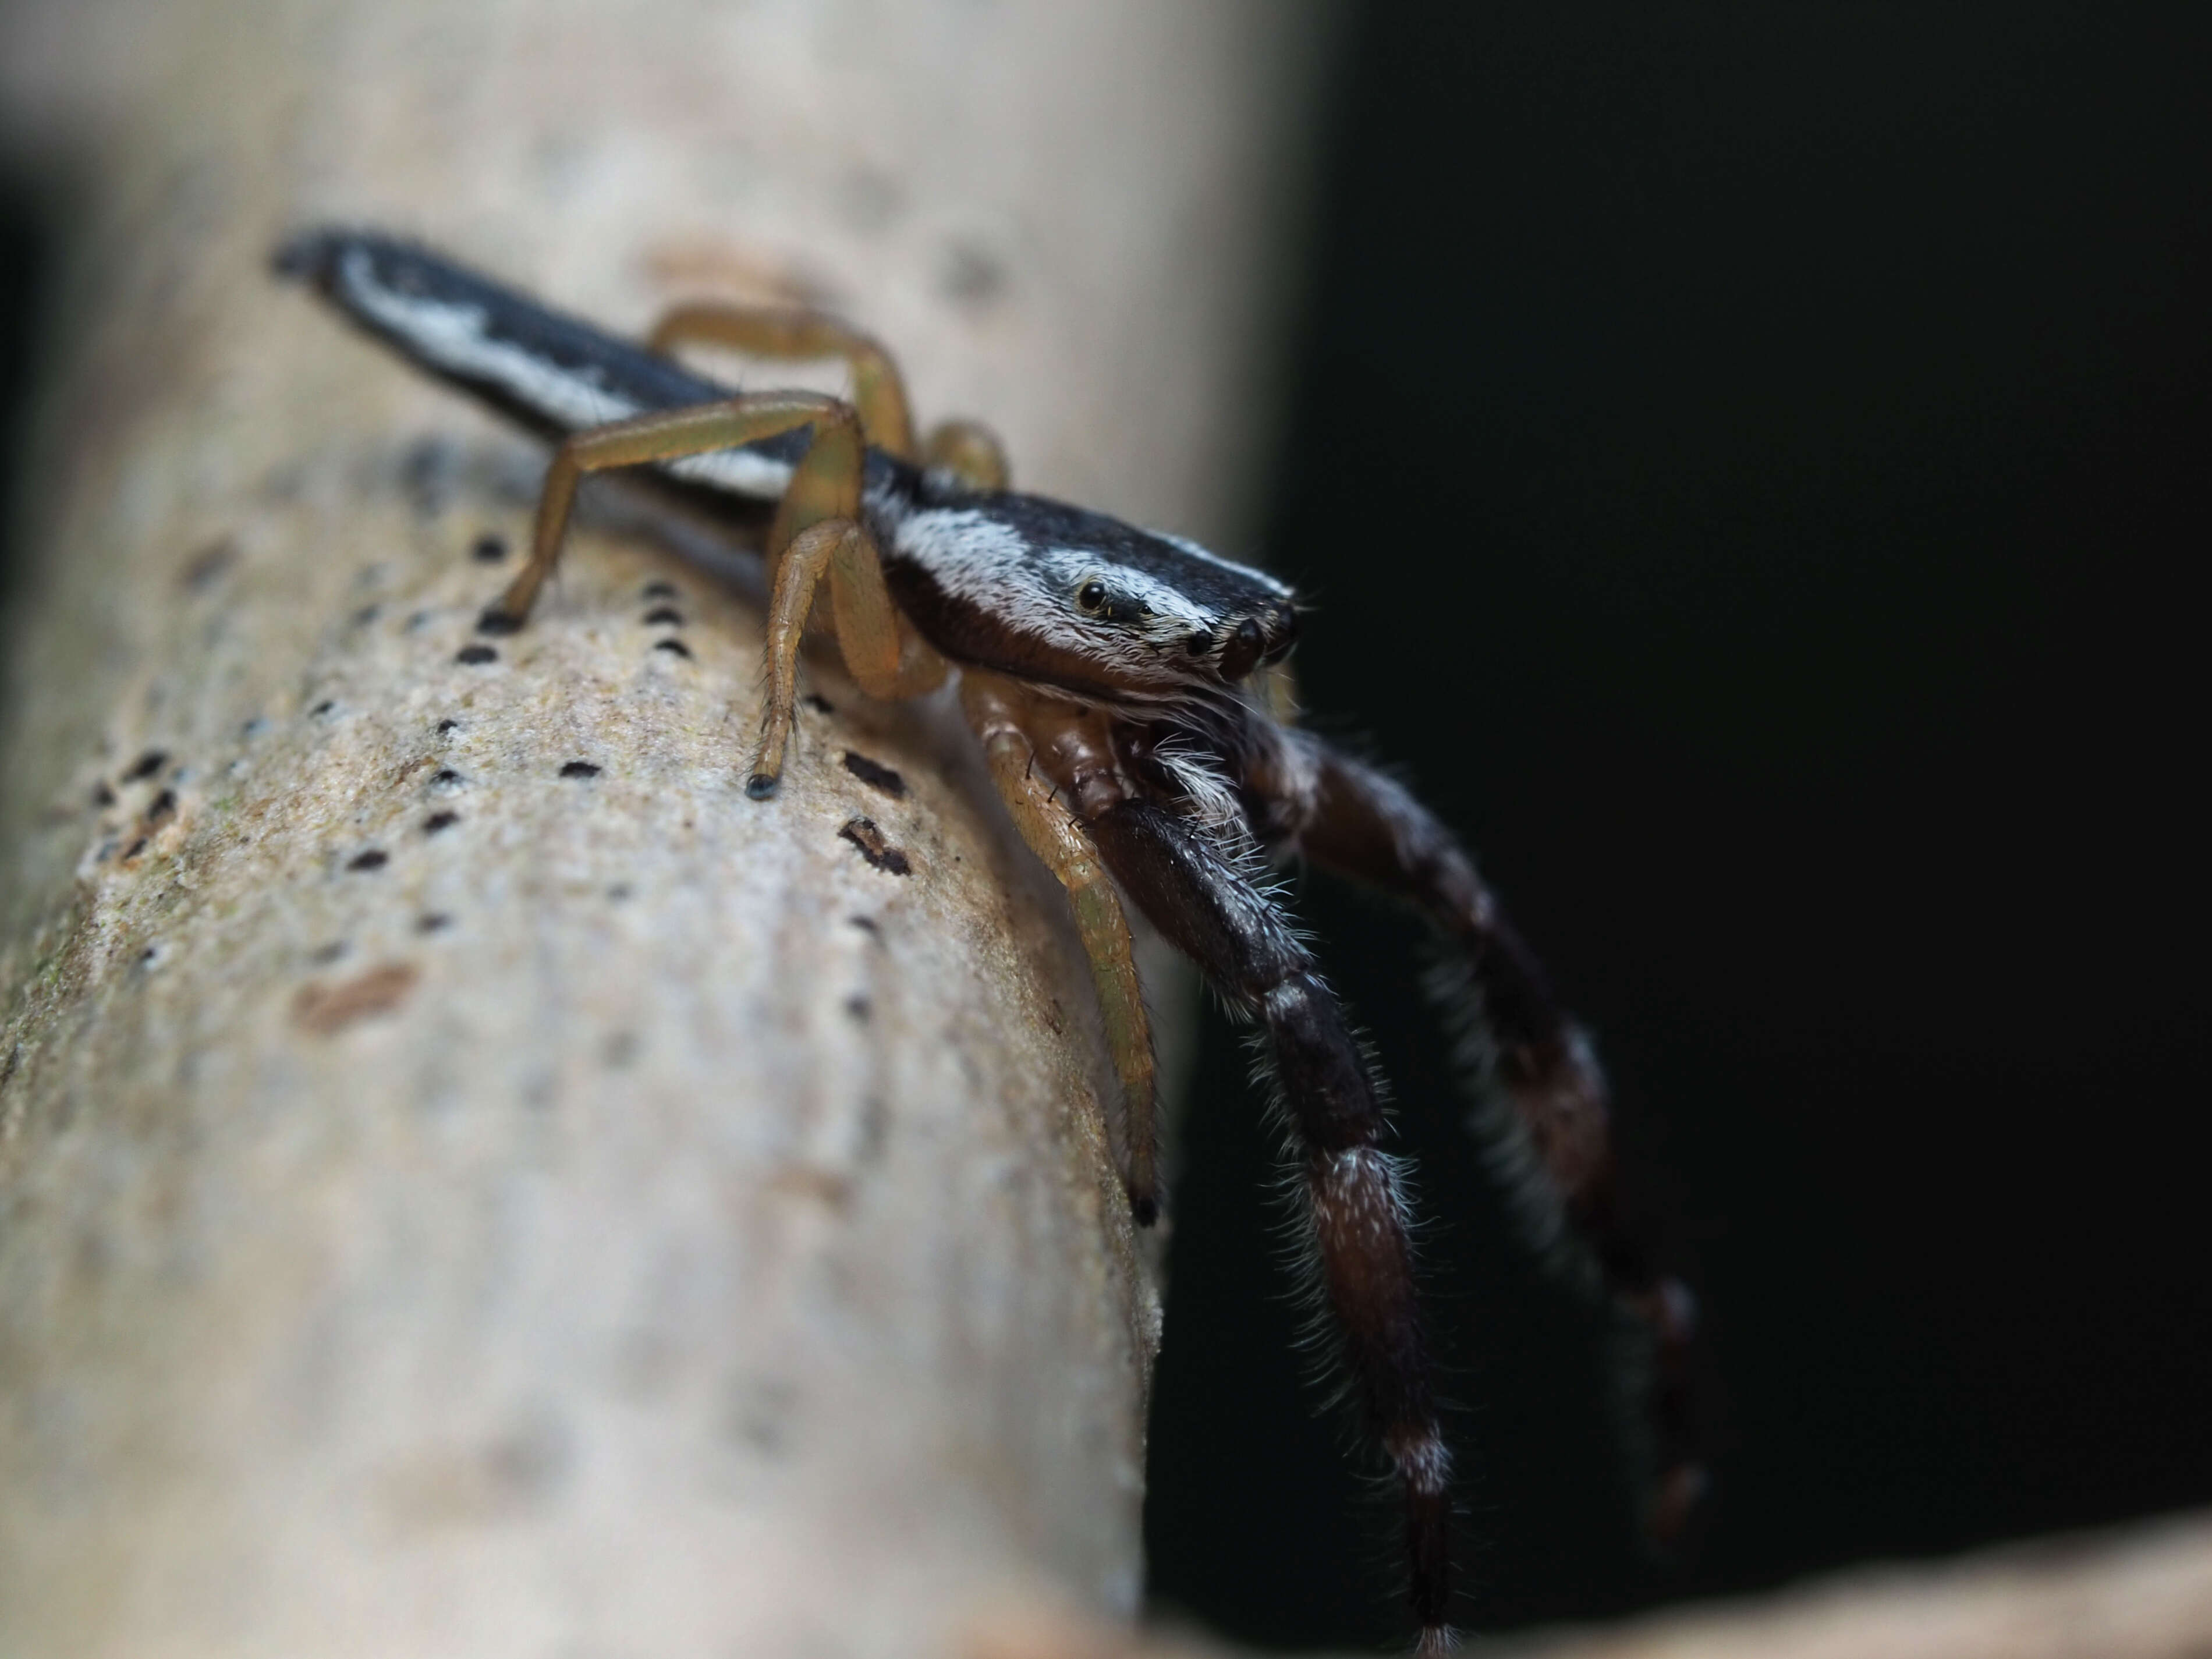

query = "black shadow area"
1146;2;2212;1649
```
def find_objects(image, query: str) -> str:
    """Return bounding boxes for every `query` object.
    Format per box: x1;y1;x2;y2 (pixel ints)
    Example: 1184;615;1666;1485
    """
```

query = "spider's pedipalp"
960;671;1160;1219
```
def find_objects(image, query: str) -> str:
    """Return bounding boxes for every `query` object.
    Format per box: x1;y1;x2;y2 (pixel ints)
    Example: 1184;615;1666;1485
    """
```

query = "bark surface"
13;8;2202;1658
0;4;1322;1655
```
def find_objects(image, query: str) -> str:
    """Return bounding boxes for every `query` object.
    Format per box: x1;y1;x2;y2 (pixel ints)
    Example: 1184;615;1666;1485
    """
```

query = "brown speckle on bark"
292;963;421;1034
838;817;912;876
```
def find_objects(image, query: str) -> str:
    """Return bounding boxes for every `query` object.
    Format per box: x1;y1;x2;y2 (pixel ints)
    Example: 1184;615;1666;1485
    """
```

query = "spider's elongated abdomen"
275;229;848;501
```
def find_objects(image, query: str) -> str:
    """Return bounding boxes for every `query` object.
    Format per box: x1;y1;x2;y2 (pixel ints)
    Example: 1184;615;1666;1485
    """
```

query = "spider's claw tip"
1130;1193;1160;1228
745;772;780;801
476;607;523;636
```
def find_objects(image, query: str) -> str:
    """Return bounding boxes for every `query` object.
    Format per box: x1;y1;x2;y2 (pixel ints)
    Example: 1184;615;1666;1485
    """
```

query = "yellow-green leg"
921;418;1011;491
647;301;1013;491
962;670;1158;1221
645;303;919;459
475;389;940;797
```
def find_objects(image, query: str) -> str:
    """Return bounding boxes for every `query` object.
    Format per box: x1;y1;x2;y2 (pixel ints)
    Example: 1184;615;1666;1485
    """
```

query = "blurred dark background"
1;3;2206;1652
0;169;45;621
1144;0;2212;1649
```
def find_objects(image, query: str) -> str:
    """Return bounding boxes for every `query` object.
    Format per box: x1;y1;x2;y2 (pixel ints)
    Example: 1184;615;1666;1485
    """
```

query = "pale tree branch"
0;3;1323;1654
9;7;2204;1659
984;1508;2212;1659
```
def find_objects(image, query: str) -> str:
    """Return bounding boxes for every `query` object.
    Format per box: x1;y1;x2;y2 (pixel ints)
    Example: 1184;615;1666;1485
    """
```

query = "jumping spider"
275;230;1700;1651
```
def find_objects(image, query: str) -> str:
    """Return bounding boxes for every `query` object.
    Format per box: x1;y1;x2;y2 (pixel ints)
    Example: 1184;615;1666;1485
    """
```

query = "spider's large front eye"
1076;580;1107;614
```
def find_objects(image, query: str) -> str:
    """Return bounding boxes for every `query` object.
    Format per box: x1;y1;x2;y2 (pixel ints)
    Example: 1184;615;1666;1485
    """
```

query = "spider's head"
888;491;1300;701
1050;543;1298;692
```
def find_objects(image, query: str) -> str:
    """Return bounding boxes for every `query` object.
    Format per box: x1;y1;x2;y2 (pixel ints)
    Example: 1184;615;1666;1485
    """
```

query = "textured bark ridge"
0;2;1322;1654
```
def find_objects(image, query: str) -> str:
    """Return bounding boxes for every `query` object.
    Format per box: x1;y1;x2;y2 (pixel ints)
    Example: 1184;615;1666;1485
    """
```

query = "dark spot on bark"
95;839;120;862
654;638;693;658
311;699;336;717
417;913;452;933
602;1031;640;1069
474;608;521;636
122;838;148;861
402;434;460;515
483;1420;569;1499
180;536;237;591
848;914;880;935
348;849;388;871
857;1096;889;1164
838;817;910;877
241;717;270;739
435;719;459;735
726;1376;797;1455
642;605;683;626
91;781;116;809
606;883;633;901
844;994;871;1022
350;603;381;627
123;750;168;782
641;579;679;601
456;644;498;665
405;609;433;633
802;693;835;714
471;532;508;563
841;751;906;797
144;789;177;827
940;239;1007;307
559;760;601;779
429;768;463;792
309;940;349;965
424;811;459;834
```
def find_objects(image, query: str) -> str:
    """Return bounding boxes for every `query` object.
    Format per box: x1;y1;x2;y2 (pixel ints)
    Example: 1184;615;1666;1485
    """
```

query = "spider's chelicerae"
275;229;1701;1652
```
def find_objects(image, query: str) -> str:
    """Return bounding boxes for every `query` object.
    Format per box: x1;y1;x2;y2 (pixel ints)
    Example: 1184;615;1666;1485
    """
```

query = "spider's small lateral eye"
1077;580;1108;614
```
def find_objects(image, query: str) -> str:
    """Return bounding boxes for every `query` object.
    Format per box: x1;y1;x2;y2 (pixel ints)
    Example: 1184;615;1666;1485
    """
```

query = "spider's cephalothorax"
275;229;1702;1653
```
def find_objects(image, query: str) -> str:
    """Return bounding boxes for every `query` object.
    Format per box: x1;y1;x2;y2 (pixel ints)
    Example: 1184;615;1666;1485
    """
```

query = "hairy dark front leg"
1293;738;1607;1204
1087;799;1454;1651
1289;732;1705;1547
